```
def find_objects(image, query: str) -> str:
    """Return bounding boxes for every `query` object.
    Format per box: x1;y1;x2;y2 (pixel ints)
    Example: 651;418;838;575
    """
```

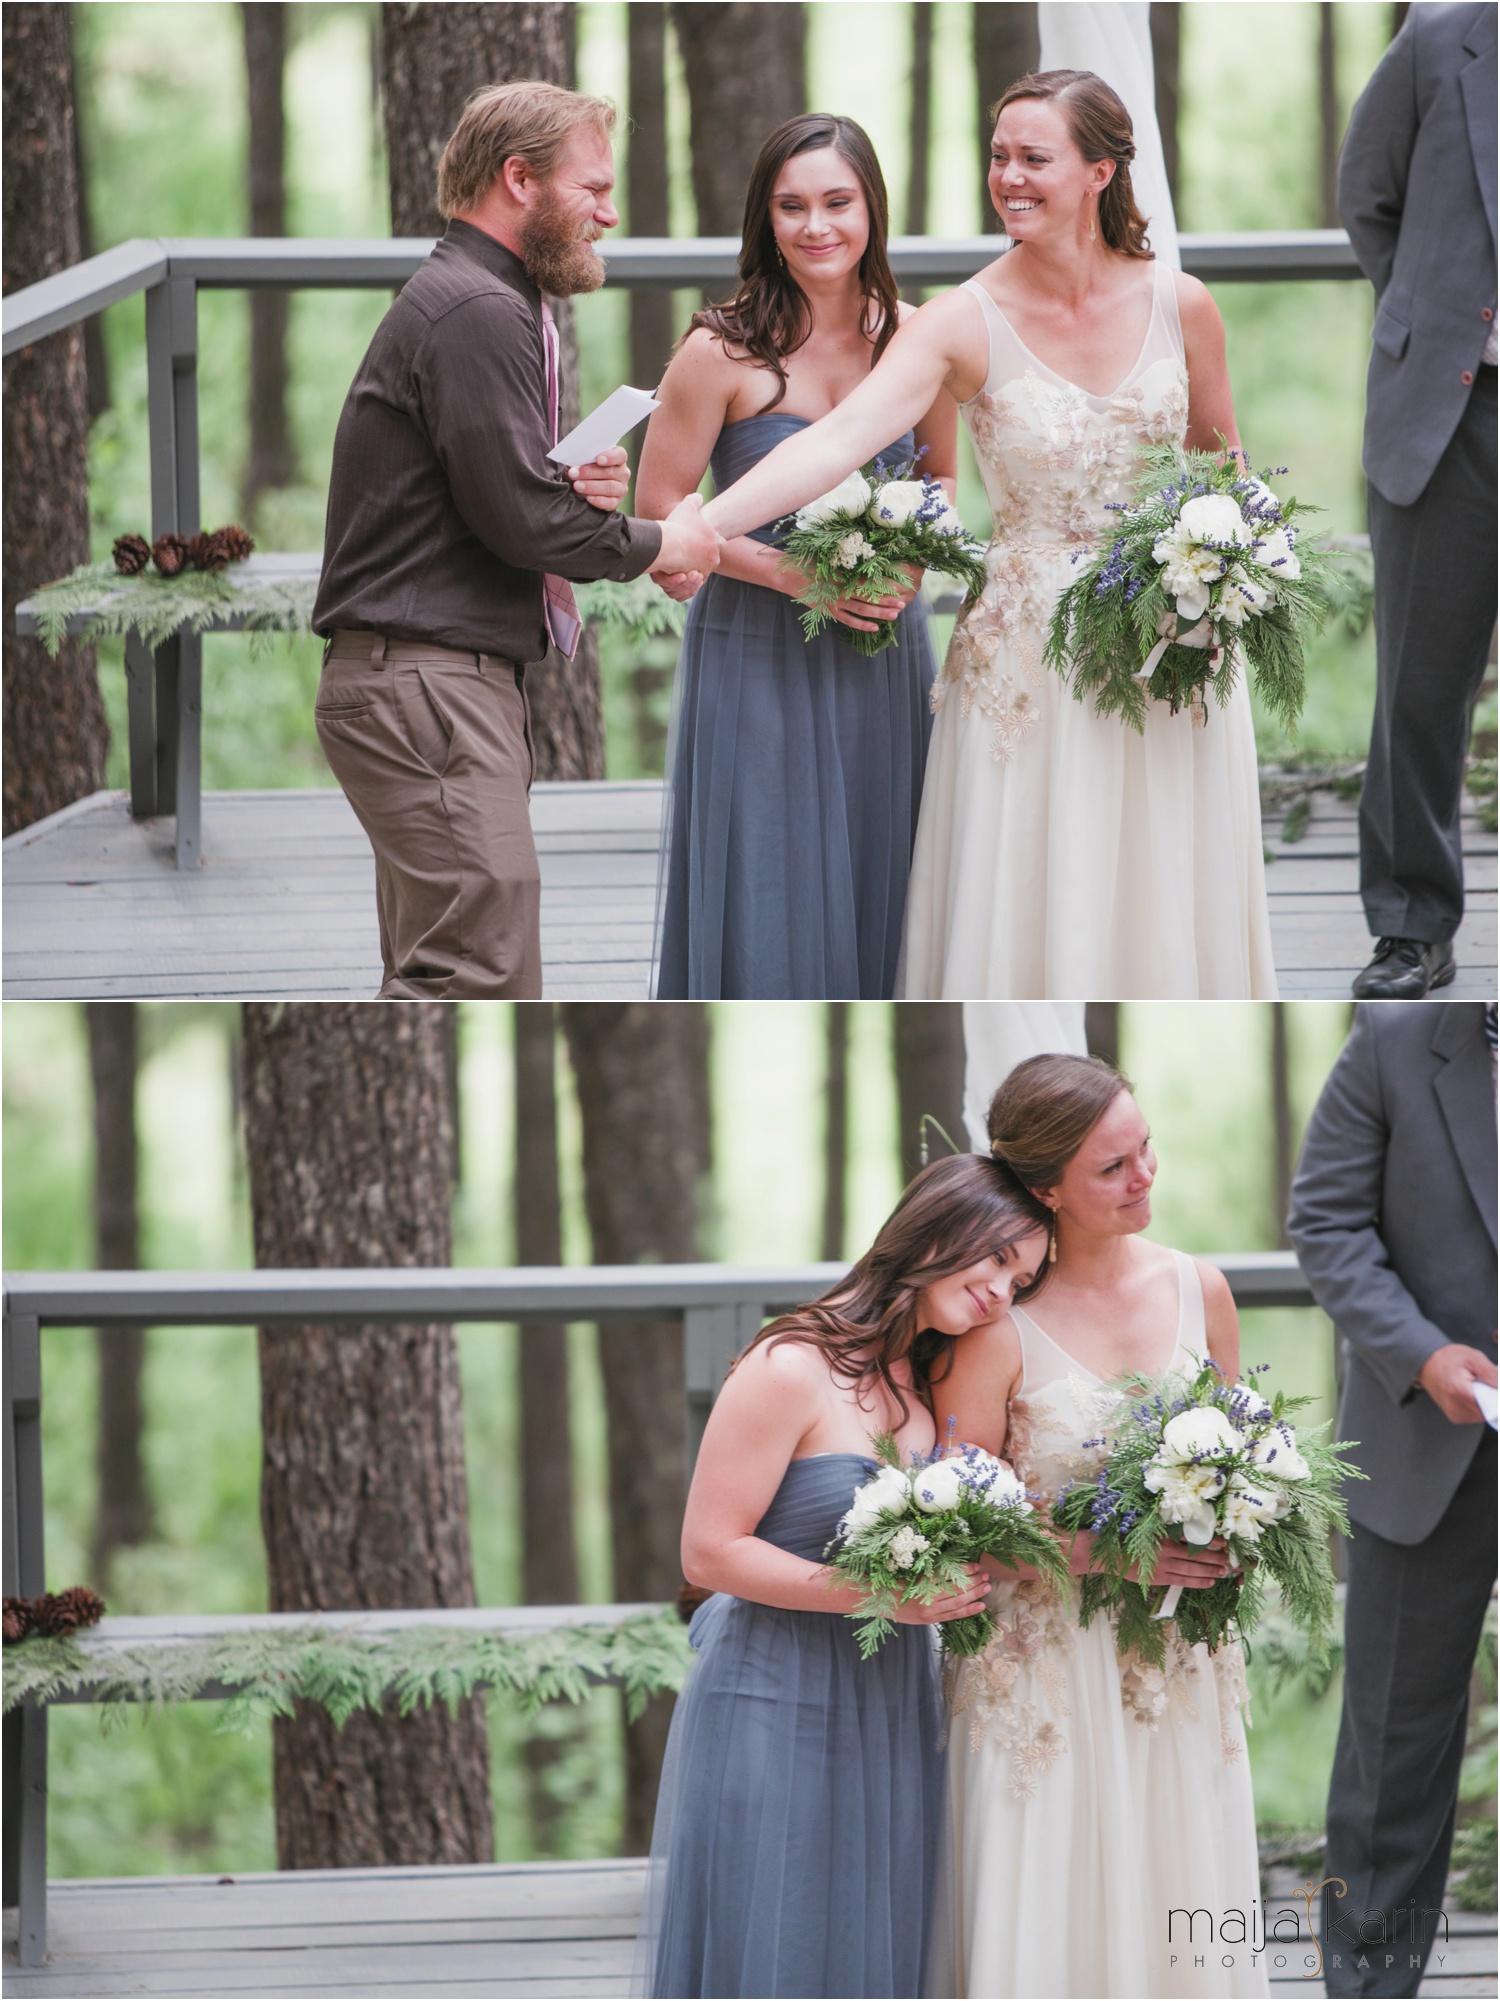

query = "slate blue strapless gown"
654;416;937;1000
634;1454;946;1999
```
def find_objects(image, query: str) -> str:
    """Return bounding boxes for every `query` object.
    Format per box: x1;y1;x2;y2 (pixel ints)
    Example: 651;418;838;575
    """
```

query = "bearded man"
312;81;719;999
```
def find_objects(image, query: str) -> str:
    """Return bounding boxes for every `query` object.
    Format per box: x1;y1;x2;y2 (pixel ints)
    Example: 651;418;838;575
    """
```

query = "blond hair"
437;80;616;218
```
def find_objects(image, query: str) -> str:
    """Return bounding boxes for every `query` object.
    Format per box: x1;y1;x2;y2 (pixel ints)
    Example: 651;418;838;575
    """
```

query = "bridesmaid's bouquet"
1044;443;1342;731
825;1430;1068;1659
1052;1360;1362;1668
777;457;989;658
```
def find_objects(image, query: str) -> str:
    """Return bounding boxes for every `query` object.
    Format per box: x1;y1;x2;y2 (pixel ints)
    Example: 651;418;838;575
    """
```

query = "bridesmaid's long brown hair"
691;113;902;411
737;1153;1053;1422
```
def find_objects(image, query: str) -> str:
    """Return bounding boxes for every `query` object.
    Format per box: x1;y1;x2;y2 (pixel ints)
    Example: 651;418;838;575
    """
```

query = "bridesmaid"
639;114;957;999
634;1154;1052;2000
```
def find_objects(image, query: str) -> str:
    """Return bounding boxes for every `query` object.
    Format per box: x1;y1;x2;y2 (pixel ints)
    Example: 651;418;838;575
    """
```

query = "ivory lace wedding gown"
900;261;1278;999
932;1252;1268;1999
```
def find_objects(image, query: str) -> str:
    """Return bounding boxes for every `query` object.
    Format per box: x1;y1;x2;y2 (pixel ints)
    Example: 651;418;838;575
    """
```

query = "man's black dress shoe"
1352;936;1457;999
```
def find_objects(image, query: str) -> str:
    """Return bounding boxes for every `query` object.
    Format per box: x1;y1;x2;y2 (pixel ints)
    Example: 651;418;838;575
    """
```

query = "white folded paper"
548;384;661;466
1472;1380;1499;1429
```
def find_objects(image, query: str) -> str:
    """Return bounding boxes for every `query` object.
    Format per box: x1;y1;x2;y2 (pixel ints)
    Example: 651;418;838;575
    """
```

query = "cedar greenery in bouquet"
1044;442;1343;732
778;457;990;657
1053;1360;1363;1668
825;1429;1069;1659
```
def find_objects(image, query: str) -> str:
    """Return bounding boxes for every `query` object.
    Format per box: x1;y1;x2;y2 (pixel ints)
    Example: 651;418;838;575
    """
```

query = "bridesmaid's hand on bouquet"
891;1562;992;1626
1126;1536;1233;1588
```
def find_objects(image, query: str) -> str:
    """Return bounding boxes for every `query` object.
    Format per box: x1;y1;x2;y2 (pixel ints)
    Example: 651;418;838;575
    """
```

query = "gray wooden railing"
4;231;1364;868
1;1253;1315;1962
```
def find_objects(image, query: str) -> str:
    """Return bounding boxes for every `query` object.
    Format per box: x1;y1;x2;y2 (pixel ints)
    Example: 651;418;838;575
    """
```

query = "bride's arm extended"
682;1336;990;1622
699;289;987;543
1177;273;1244;458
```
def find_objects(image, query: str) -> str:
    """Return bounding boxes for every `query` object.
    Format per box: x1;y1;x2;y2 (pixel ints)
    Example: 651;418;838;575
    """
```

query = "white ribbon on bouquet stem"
1136;611;1223;683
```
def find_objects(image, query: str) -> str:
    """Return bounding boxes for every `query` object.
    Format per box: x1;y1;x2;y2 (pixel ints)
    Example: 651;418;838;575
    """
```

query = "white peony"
927;504;967;539
794;470;872;529
1158;1405;1241;1462
1175;492;1252;547
869;480;927;528
912;1458;967;1514
1229;1384;1273;1425
971;1453;1031;1508
1149;1467;1221;1545
841;1463;911;1535
834;531;877;570
1254;525;1301;581
1220;1479;1268;1543
1250;1428;1310;1483
887;1524;930;1570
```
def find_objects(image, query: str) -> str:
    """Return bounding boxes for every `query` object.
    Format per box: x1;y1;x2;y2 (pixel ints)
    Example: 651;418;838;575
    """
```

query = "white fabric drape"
961;1004;1088;1150
1037;1;1181;269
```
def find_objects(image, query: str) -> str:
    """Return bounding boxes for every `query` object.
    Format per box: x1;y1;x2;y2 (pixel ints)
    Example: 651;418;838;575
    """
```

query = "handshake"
565;450;724;604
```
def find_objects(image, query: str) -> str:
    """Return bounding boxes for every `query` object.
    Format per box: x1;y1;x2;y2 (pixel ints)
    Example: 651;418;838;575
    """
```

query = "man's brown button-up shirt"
312;219;664;662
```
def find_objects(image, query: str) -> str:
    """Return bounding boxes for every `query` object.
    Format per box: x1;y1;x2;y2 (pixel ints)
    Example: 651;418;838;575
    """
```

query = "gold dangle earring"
1088;195;1098;243
1048;1212;1059;1263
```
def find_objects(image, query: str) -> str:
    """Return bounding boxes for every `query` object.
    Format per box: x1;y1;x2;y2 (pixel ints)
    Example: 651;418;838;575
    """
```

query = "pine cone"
33;1587;105;1638
215;523;254;565
2;1598;32;1644
151;534;190;577
186;532;222;572
112;533;151;576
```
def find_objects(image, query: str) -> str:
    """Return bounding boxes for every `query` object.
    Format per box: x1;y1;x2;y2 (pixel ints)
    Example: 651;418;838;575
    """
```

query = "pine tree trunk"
241;1003;492;1871
558;1003;711;1854
893;1005;966;1183
86;1003;152;1582
66;12;109;418
822;1003;849;1262
1084;1003;1121;1071
1317;3;1339;229
903;2;934;304
1149;4;1181;208
243;4;297;520
671;4;807;235
628;6;674;397
379;1;603;780
2;3;107;837
514;1000;579;1854
973;3;1040;232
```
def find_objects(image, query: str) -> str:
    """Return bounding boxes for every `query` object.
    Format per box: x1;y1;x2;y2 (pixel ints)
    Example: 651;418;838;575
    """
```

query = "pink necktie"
540;300;583;661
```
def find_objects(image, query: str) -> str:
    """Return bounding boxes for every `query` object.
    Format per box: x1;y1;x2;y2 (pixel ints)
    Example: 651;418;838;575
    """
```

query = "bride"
694;70;1277;1001
929;1052;1267;1999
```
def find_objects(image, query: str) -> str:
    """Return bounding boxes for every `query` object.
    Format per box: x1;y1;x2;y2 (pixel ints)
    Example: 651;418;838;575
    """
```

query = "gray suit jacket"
1338;3;1497;506
1287;1004;1496;1544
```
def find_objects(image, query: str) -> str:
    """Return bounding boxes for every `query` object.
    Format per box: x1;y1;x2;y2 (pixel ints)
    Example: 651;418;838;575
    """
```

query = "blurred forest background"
8;996;1492;1887
45;0;1496;810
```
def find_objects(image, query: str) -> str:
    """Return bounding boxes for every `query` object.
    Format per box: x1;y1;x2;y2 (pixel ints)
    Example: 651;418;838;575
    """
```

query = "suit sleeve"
1337;21;1420;299
414;294;663;582
1286;1009;1454;1406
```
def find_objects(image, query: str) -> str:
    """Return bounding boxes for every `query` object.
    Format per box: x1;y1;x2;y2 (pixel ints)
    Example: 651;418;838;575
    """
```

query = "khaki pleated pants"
315;630;542;999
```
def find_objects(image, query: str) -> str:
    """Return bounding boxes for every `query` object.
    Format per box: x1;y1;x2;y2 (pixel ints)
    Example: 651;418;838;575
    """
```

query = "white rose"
841;1463;910;1535
1255;525;1301;581
869;480;927;528
1175;492;1251;547
1159;1406;1240;1462
912;1459;967;1514
1250;1428;1310;1483
1219;565;1273;628
794;470;872;529
887;1524;930;1571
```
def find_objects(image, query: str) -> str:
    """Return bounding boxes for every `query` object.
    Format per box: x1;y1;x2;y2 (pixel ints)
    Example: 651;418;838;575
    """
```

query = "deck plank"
3;784;1493;1002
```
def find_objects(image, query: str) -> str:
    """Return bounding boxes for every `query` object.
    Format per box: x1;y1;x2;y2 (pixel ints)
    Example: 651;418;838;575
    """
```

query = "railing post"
2;1309;47;1963
683;1302;763;1475
123;633;157;820
144;271;202;867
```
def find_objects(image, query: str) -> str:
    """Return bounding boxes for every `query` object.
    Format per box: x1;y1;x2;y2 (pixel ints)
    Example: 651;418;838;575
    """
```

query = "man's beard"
519;186;606;298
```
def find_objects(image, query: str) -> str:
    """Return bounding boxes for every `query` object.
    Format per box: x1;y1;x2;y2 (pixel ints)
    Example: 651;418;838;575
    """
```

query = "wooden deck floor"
2;1862;1493;1999
3;782;1493;1002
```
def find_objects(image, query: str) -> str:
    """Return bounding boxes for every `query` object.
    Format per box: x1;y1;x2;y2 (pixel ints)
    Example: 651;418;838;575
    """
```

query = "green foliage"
1044;443;1343;734
1053;1361;1362;1669
30;563;315;659
3;1610;694;1731
827;1434;1069;1659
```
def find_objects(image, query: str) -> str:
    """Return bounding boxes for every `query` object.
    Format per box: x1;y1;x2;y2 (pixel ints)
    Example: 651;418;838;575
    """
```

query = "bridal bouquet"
1044;443;1340;732
1052;1361;1362;1668
825;1430;1068;1659
777;459;989;658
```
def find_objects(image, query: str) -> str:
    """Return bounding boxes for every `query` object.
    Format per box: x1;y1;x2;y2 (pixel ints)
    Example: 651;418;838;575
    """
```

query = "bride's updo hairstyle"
738;1152;1052;1416
991;69;1153;261
986;1052;1136;1194
690;113;902;411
